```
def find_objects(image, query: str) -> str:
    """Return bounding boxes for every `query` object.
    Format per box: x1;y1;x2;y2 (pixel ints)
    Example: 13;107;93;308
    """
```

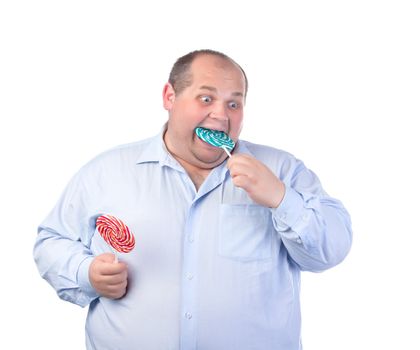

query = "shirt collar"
135;124;180;168
232;139;253;157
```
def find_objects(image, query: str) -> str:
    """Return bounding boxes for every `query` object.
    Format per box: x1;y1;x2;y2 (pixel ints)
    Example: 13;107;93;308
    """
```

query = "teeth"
199;127;226;133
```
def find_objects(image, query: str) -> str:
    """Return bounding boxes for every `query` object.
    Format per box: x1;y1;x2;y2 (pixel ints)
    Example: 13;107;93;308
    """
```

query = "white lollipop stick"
112;248;119;263
222;146;232;158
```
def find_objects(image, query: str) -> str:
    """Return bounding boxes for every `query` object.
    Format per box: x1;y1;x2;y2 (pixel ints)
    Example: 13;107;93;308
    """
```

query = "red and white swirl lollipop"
96;214;135;261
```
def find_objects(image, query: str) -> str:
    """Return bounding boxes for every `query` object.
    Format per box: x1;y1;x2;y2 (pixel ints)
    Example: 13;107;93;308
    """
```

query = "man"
34;49;352;350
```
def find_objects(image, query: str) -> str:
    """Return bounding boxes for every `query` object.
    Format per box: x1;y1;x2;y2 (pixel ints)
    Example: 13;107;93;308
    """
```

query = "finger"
96;253;117;263
227;154;253;168
97;260;128;276
228;161;254;177
228;156;260;174
100;271;128;286
105;281;128;299
231;174;253;191
230;166;259;184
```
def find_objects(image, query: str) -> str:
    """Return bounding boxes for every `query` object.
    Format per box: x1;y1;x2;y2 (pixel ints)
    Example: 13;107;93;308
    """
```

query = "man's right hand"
88;253;128;299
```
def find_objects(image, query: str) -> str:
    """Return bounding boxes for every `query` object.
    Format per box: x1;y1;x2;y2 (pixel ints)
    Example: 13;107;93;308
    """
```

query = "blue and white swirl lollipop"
195;127;235;157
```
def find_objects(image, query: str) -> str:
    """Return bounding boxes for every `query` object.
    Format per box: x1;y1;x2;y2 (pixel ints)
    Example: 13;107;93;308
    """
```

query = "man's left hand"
227;154;285;208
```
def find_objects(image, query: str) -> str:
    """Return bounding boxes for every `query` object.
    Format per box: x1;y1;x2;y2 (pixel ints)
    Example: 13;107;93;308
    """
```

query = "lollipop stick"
222;146;232;158
112;248;119;263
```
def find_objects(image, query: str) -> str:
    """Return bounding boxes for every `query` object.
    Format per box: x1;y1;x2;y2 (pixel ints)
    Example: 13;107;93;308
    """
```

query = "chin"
193;149;225;166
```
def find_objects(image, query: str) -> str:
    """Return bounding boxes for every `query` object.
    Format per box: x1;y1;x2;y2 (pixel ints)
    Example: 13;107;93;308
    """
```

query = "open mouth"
196;126;228;134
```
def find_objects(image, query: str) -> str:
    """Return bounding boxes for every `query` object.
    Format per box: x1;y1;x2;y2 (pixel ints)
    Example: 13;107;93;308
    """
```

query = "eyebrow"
199;85;244;97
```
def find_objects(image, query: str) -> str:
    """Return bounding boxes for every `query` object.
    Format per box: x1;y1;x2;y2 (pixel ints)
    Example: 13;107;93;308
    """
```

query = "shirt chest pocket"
218;204;273;261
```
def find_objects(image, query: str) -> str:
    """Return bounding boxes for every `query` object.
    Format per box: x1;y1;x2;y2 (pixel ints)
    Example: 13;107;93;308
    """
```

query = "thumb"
96;252;118;263
93;253;128;274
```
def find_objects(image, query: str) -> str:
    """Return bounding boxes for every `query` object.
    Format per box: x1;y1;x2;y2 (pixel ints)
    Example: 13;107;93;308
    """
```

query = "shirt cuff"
270;186;305;231
76;256;99;302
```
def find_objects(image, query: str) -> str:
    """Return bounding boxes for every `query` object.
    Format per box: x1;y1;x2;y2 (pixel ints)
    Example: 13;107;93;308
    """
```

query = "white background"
1;1;419;349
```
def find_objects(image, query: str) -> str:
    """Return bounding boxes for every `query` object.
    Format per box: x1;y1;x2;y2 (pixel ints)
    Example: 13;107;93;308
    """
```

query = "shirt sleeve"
270;159;352;272
33;166;100;307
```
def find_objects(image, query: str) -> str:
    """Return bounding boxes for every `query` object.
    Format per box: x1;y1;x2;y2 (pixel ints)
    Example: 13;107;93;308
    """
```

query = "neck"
163;127;222;190
174;156;212;190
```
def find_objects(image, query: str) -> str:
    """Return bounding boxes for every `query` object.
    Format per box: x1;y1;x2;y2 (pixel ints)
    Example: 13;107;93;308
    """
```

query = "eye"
200;95;212;104
228;101;240;110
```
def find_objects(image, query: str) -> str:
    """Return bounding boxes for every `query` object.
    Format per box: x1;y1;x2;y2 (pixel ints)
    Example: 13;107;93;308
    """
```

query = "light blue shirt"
34;129;352;350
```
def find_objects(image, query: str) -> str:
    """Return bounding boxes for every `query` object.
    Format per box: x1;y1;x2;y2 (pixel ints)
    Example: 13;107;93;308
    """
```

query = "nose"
209;102;228;121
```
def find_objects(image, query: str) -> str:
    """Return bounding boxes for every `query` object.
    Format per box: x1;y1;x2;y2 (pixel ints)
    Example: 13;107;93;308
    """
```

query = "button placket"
179;202;199;349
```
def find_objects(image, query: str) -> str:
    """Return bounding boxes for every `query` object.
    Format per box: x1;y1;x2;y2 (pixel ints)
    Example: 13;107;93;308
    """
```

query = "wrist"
269;181;286;208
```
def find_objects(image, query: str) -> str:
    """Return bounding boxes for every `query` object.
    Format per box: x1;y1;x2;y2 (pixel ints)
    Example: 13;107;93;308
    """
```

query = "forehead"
189;55;246;93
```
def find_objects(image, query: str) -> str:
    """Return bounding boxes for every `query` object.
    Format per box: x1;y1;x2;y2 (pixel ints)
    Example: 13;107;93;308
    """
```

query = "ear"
162;83;176;110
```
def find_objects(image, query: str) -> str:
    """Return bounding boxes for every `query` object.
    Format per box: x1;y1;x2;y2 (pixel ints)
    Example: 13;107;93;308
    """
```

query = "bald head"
168;49;248;98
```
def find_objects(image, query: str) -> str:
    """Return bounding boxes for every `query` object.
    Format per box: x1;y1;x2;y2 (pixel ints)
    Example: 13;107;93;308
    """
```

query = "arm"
34;167;128;306
34;170;99;307
227;153;352;272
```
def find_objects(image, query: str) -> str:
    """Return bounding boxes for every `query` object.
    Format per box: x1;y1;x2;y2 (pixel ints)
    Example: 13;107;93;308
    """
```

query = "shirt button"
296;238;302;244
188;236;194;243
187;274;194;280
185;312;192;319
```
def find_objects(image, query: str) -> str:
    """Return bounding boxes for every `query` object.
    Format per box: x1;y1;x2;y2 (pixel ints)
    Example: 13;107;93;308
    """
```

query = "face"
163;55;246;170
